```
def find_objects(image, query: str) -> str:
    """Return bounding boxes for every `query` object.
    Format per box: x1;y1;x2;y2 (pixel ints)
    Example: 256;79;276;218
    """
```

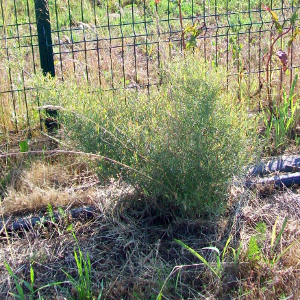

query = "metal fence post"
35;0;55;77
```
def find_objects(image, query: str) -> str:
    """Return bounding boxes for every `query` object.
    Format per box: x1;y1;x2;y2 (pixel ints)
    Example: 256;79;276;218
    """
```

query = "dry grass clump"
0;165;137;217
0;144;136;216
1;159;93;215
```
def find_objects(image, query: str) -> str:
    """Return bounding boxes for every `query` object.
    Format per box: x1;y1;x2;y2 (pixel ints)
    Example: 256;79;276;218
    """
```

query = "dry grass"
0;134;300;299
0;138;136;217
226;183;300;299
0;136;217;299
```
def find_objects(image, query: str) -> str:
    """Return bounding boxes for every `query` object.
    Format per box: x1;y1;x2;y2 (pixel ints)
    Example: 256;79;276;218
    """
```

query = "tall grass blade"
30;264;34;288
272;217;288;253
4;261;25;299
271;216;279;251
274;239;299;263
222;235;232;262
289;74;298;101
174;239;220;278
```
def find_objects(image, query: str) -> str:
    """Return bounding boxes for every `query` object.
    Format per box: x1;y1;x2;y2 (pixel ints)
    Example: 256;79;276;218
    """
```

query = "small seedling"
62;232;103;300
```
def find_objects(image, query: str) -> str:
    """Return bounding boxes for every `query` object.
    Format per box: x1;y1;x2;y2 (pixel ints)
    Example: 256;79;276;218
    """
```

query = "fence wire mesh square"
1;0;300;133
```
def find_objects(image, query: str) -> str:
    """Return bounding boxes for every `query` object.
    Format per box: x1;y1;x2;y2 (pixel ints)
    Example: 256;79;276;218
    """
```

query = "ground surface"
1;134;300;299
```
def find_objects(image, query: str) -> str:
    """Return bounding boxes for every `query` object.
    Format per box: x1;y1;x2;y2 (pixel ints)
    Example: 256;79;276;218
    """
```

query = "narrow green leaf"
271;216;279;250
34;281;65;293
236;241;242;258
289;74;298;101
222;235;232;262
274;21;283;33
274;239;298;263
290;11;298;26
22;280;33;293
99;278;104;299
272;217;288;252
175;239;220;278
30;264;34;287
8;292;24;300
67;224;73;232
62;269;75;282
4;261;25;299
15;282;25;300
202;246;220;255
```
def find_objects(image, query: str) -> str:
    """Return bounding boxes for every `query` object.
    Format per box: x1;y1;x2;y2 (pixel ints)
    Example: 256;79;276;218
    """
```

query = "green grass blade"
274;239;298;263
74;250;83;277
34;281;66;293
202;246;220;255
271;216;279;251
289;74;298;101
22;280;33;293
222;235;232;262
174;239;220;278
236;241;242;260
4;261;25;299
14;284;25;300
272;217;288;253
8;292;24;300
62;269;75;283
30;264;34;288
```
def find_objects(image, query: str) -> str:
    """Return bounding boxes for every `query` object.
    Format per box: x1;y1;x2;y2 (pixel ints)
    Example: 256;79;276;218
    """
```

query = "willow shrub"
37;56;258;215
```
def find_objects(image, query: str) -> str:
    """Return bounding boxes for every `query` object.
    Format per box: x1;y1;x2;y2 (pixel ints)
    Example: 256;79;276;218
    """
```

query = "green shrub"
37;55;258;215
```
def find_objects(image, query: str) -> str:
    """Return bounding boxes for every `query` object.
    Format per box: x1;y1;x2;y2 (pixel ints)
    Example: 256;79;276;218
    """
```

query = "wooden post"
35;0;55;77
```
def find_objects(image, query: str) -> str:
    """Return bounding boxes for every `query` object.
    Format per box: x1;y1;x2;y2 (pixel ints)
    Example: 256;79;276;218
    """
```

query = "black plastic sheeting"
248;155;300;176
0;206;95;235
246;171;300;188
246;155;300;188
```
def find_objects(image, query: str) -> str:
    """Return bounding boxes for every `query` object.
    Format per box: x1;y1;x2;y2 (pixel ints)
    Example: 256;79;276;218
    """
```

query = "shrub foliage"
38;56;257;214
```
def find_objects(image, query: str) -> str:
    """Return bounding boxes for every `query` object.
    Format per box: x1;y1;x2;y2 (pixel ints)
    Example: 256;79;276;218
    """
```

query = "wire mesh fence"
1;0;300;134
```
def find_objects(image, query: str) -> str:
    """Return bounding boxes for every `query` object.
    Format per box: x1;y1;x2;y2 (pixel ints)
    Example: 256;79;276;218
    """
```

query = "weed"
262;3;300;115
19;140;29;153
175;236;231;280
261;75;300;150
247;236;261;262
47;203;56;223
62;230;103;299
157;236;234;299
247;217;298;266
4;261;64;300
230;241;242;270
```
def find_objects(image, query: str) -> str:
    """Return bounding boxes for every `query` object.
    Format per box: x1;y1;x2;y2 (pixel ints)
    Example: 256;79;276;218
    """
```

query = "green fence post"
35;0;55;77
